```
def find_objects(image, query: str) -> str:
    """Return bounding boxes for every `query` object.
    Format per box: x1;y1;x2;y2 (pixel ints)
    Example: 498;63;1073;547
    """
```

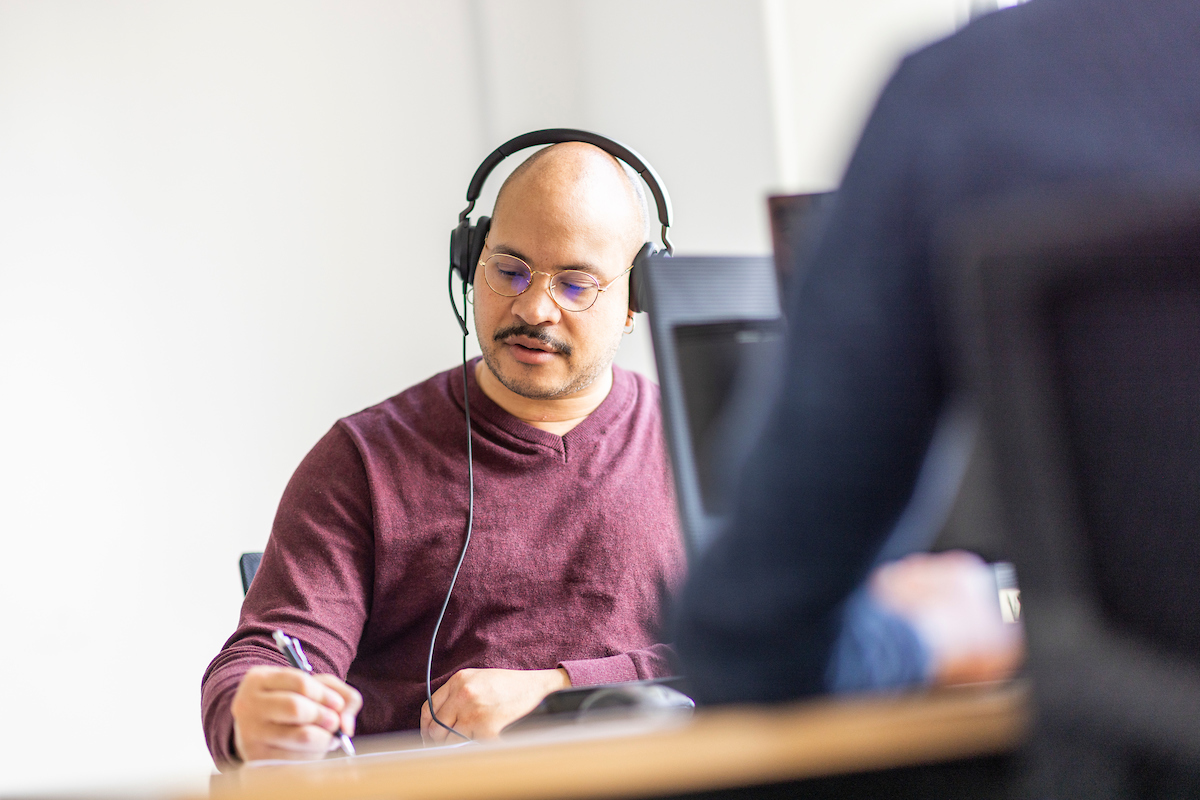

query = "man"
202;141;685;765
674;0;1200;702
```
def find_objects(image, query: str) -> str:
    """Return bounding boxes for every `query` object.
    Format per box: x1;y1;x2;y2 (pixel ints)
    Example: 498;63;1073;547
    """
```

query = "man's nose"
511;272;562;325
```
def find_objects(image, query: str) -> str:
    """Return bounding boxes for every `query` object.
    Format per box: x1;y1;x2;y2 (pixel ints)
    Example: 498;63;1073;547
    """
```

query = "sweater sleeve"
558;643;677;686
200;423;376;768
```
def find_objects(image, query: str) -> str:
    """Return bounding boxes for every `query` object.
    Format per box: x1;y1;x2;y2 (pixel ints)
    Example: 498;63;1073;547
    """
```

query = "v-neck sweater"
201;361;684;765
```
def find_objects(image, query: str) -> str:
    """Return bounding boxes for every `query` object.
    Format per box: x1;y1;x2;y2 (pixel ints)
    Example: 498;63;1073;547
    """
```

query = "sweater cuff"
201;668;250;769
825;587;931;693
558;653;640;686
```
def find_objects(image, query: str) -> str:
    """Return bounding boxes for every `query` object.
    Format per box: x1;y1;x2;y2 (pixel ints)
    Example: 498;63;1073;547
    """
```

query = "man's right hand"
231;665;362;763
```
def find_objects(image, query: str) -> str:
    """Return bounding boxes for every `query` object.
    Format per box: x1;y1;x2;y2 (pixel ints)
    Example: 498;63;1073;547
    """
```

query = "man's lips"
503;335;559;354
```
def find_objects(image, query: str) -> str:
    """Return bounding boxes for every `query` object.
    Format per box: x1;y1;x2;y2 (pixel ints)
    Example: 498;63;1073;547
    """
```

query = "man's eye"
499;269;526;280
558;275;594;291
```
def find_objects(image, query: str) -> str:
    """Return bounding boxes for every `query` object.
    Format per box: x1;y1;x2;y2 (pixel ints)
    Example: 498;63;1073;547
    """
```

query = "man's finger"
257;690;342;730
252;667;348;711
313;674;362;735
428;678;453;715
314;674;362;713
420;701;434;743
244;720;336;756
421;699;457;745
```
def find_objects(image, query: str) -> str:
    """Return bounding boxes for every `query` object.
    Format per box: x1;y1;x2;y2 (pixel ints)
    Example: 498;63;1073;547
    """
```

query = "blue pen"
272;629;356;756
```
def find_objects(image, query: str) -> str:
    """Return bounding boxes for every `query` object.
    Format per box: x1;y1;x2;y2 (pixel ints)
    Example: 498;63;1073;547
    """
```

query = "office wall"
0;1;961;793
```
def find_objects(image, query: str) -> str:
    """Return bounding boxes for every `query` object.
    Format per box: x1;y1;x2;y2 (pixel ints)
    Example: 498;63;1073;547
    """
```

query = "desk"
207;682;1028;800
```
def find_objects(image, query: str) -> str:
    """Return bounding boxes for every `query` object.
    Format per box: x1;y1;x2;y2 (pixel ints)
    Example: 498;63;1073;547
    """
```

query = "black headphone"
449;128;673;325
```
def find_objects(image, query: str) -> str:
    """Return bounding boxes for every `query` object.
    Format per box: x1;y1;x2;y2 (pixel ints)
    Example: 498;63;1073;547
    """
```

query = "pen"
272;629;356;756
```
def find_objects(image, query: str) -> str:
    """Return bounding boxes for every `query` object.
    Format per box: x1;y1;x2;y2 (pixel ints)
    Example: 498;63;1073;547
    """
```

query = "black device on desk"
502;678;694;735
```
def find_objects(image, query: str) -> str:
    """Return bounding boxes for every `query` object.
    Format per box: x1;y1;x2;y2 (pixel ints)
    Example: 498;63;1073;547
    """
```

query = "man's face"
472;153;640;401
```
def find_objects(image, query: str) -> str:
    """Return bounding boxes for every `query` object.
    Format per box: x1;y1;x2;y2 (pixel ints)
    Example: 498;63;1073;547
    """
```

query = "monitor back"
643;254;784;559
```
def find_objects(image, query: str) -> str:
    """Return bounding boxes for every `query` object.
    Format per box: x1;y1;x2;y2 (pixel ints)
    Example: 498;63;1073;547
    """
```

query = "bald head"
492;142;650;259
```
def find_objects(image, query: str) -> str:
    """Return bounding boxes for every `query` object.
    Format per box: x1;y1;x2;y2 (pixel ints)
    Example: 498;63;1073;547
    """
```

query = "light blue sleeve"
826;587;932;692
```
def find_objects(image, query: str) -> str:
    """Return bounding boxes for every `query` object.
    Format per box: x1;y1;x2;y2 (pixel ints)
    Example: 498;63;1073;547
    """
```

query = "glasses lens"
550;271;600;311
483;254;532;296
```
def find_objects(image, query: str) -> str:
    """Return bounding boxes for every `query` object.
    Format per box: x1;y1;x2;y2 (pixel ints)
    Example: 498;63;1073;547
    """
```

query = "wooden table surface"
207;682;1029;800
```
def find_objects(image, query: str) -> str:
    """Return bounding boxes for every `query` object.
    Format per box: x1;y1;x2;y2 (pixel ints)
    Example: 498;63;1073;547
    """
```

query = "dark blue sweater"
675;0;1200;703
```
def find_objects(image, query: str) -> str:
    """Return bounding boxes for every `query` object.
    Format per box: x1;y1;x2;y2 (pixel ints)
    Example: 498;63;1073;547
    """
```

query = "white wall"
0;1;962;794
764;0;966;192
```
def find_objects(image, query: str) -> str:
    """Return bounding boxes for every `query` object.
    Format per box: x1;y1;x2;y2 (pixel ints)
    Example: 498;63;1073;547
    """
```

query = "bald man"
201;142;685;765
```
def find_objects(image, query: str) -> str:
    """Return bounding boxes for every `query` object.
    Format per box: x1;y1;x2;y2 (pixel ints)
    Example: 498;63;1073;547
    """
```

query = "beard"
478;322;622;400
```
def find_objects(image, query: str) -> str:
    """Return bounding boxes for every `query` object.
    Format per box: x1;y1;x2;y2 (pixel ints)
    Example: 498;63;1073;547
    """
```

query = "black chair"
239;551;263;596
941;184;1200;798
641;254;785;559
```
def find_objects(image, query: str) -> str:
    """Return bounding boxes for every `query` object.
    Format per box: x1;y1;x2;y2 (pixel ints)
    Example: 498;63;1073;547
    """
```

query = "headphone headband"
449;128;671;331
458;128;673;253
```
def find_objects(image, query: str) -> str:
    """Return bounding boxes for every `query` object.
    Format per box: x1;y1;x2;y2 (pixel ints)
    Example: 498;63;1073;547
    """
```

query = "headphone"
448;128;673;332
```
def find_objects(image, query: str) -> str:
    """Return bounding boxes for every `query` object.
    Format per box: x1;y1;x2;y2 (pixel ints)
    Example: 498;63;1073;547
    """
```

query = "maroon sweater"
201;361;685;765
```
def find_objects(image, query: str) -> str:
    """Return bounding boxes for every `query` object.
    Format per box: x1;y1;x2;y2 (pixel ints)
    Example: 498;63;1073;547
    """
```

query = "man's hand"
231;665;362;763
869;550;1025;685
421;667;570;744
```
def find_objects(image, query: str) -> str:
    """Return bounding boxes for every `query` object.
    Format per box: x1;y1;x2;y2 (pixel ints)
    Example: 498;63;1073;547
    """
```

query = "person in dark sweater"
674;0;1200;703
202;142;685;765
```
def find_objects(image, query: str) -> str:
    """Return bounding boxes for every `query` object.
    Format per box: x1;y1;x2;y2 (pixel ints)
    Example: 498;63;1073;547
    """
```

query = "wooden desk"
208;682;1029;800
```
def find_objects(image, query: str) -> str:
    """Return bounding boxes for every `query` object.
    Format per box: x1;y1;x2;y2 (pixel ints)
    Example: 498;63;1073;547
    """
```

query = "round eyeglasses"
479;253;633;312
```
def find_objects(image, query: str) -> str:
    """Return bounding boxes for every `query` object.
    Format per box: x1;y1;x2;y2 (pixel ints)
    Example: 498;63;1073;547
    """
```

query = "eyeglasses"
479;253;633;312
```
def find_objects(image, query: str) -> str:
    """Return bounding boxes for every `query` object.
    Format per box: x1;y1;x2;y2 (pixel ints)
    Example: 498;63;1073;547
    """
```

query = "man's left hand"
420;667;571;744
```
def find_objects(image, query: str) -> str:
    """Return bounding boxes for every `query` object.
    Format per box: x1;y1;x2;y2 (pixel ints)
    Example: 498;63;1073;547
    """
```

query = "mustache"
493;324;572;357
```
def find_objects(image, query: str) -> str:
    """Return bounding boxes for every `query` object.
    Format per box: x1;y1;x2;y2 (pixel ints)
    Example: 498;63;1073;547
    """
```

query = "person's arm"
673;54;949;703
866;551;1024;686
558;642;676;686
417;643;676;744
201;423;376;767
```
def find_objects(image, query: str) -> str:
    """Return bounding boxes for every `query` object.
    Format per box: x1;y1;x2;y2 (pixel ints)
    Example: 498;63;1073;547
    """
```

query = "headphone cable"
426;271;475;743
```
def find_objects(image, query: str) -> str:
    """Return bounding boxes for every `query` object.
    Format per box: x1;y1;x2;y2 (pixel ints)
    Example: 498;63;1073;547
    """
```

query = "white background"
0;1;973;794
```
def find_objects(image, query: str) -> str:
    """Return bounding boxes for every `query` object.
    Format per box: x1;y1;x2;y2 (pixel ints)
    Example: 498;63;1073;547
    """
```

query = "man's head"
473;142;648;400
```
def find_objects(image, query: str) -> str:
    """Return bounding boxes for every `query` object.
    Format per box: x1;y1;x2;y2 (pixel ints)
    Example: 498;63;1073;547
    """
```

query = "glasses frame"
478;253;634;312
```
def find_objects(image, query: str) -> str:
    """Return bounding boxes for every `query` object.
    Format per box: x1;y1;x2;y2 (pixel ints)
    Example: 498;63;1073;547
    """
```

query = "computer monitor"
767;191;837;298
642;254;785;559
645;194;967;566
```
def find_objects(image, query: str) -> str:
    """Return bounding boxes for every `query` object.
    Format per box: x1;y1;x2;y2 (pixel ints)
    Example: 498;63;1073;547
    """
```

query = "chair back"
941;183;1200;795
239;552;263;596
642;254;784;559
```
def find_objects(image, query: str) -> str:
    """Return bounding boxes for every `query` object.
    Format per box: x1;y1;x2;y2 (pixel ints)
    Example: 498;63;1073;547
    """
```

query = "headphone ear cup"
629;242;655;314
450;220;472;282
466;216;491;285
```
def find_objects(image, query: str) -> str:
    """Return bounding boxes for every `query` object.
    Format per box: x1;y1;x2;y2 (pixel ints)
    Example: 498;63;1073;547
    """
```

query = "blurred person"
674;0;1199;701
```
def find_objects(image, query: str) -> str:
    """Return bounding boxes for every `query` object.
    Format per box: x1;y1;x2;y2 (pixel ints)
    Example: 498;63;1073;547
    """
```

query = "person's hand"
869;550;1025;685
231;665;362;763
420;667;570;744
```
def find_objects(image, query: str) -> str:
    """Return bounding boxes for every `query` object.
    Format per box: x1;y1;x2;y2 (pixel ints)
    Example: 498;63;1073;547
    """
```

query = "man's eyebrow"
490;244;529;262
489;244;604;275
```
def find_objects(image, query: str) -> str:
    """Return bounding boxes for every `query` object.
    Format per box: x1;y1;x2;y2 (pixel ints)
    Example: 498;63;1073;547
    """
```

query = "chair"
641;253;785;559
941;184;1200;797
239;551;263;596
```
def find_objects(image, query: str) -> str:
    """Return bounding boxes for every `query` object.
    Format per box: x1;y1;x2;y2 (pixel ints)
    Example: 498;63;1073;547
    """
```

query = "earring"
623;315;635;334
466;286;475;305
